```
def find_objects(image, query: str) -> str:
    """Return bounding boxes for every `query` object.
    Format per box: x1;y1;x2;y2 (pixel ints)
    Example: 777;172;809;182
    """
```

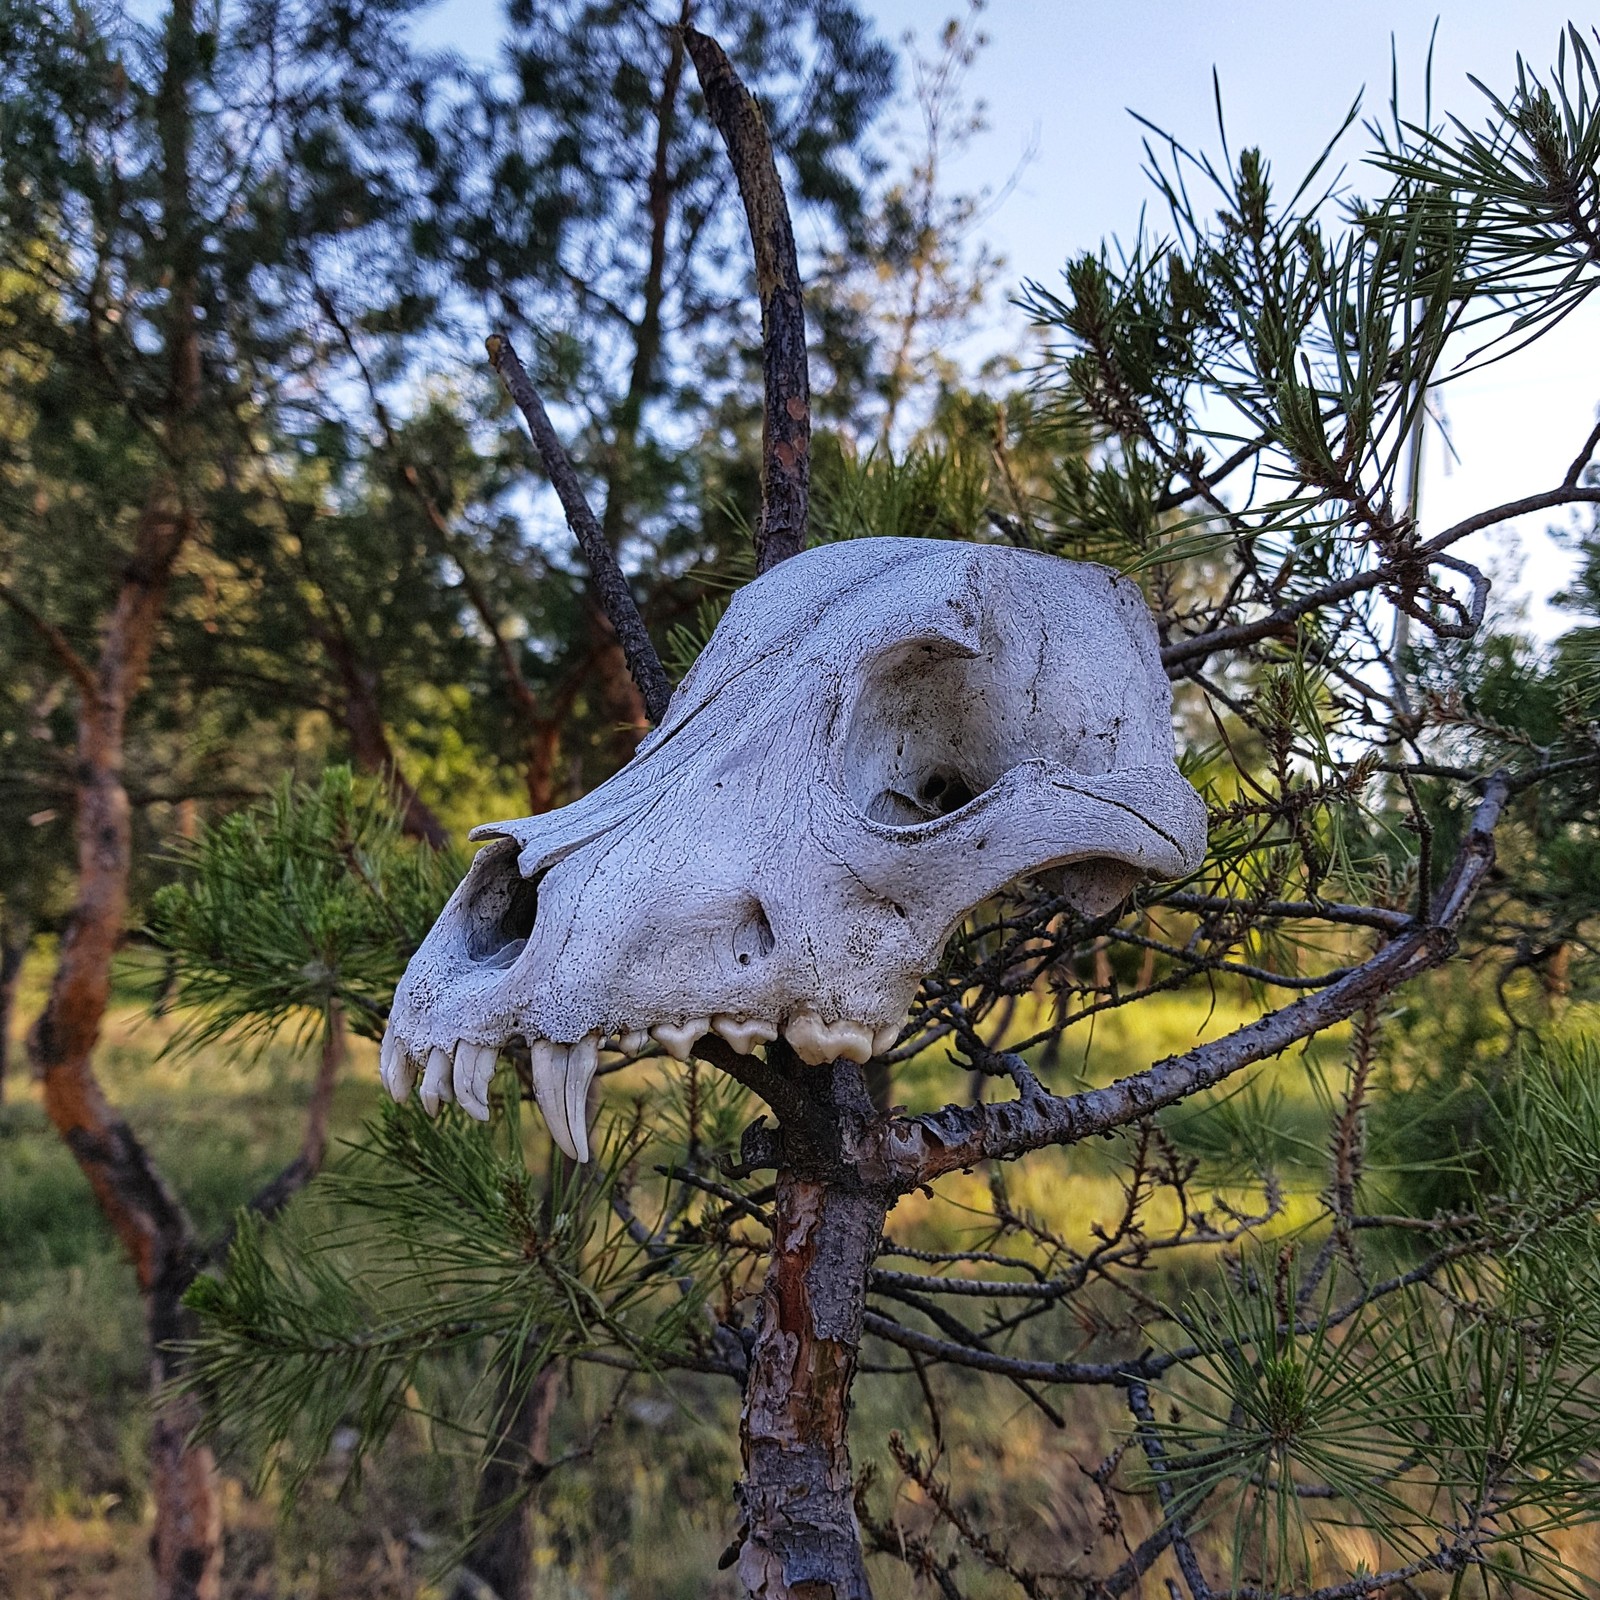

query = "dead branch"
682;24;810;573
486;331;672;723
886;773;1508;1187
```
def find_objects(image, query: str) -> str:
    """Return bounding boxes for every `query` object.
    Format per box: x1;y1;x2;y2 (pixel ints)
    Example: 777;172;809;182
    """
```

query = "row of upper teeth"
377;1011;904;1164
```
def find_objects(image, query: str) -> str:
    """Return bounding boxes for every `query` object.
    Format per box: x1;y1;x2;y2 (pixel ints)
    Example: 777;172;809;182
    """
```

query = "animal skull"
382;537;1207;1159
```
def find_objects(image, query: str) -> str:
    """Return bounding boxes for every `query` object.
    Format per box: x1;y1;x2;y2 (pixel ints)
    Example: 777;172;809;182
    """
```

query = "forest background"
2;1;1599;1598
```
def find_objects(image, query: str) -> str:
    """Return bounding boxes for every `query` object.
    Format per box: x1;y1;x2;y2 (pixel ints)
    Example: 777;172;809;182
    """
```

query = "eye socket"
460;842;541;965
843;639;1005;829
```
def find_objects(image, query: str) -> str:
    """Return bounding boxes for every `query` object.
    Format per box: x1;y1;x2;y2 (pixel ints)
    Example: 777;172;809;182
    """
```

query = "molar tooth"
783;1014;873;1066
530;1039;580;1160
453;1040;497;1122
783;1012;833;1066
419;1045;455;1116
379;1029;415;1102
829;1021;874;1065
650;1018;709;1062
712;1015;778;1055
872;1020;905;1058
619;1030;651;1055
564;1033;601;1164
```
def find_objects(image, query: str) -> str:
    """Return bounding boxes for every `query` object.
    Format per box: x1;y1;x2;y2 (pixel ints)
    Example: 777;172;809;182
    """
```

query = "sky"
414;1;1600;636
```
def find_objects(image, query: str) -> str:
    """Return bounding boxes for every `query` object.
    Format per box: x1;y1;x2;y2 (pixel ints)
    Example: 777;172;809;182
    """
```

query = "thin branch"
1159;484;1600;670
485;332;672;723
889;773;1508;1186
682;24;810;573
0;578;98;698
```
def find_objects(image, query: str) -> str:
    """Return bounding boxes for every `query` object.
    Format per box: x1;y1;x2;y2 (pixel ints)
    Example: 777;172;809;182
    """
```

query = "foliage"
148;767;462;1054
183;1092;713;1503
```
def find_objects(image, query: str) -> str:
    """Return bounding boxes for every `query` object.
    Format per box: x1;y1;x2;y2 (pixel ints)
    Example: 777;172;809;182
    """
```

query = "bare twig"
682;25;810;572
888;774;1509;1187
485;332;672;723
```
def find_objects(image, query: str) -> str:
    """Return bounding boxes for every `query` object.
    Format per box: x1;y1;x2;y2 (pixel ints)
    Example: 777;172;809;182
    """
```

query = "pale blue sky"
413;1;1598;631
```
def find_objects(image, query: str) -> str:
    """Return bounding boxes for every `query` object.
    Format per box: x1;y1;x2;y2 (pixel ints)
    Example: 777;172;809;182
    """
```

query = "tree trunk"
323;628;450;847
454;1354;560;1600
736;1063;889;1597
0;917;29;1103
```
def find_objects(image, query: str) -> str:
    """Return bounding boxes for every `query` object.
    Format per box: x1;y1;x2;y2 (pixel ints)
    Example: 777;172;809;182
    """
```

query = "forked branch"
887;772;1509;1186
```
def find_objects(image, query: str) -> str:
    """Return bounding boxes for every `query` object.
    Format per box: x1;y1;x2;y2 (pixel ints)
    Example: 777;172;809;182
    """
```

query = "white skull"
381;537;1207;1158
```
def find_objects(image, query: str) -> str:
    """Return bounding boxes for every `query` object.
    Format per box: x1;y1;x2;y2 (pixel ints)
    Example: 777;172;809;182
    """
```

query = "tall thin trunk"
27;7;225;1594
736;1063;888;1597
323;629;450;848
455;1354;560;1600
0;917;29;1103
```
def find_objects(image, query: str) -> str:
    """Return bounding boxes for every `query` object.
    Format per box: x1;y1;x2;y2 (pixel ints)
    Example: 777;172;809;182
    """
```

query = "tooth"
650;1018;708;1062
564;1033;601;1164
379;1029;415;1102
783;1012;832;1065
419;1046;455;1115
872;1021;904;1057
712;1014;778;1054
783;1014;872;1065
619;1030;650;1055
454;1041;497;1121
530;1040;573;1157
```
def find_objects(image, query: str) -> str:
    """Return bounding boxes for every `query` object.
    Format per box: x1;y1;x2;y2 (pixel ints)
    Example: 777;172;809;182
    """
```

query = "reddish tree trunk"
28;494;225;1600
736;1063;889;1597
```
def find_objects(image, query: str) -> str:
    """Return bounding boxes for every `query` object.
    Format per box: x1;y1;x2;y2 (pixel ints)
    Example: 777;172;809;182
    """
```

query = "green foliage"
148;767;462;1052
183;1093;713;1502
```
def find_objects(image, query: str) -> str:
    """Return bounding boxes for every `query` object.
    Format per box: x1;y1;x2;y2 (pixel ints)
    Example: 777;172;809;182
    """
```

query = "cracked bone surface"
385;537;1208;1160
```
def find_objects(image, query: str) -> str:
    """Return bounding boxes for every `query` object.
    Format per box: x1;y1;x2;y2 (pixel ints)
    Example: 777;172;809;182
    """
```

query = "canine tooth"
712;1014;778;1054
379;1029;415;1102
453;1041;497;1122
872;1021;904;1057
650;1018;708;1062
783;1012;833;1065
619;1030;651;1055
564;1033;601;1164
419;1046;455;1116
530;1039;579;1159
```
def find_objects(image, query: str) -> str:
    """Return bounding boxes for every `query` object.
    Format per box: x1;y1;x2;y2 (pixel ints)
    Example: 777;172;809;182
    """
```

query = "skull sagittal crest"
381;538;1208;1159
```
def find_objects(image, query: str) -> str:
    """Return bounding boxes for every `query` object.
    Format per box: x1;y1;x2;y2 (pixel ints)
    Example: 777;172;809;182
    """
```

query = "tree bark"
27;488;225;1600
736;1062;889;1597
23;7;227;1593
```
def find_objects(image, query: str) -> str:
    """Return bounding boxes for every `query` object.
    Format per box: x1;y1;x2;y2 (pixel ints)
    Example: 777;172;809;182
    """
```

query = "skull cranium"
382;537;1207;1158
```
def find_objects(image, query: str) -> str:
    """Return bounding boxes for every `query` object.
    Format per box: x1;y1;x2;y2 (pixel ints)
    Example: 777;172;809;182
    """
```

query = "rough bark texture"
682;25;811;574
21;8;226;1593
731;1061;891;1598
27;483;225;1599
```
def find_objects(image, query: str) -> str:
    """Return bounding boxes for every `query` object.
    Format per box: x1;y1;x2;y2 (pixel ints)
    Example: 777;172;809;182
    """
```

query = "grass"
4;948;1587;1598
